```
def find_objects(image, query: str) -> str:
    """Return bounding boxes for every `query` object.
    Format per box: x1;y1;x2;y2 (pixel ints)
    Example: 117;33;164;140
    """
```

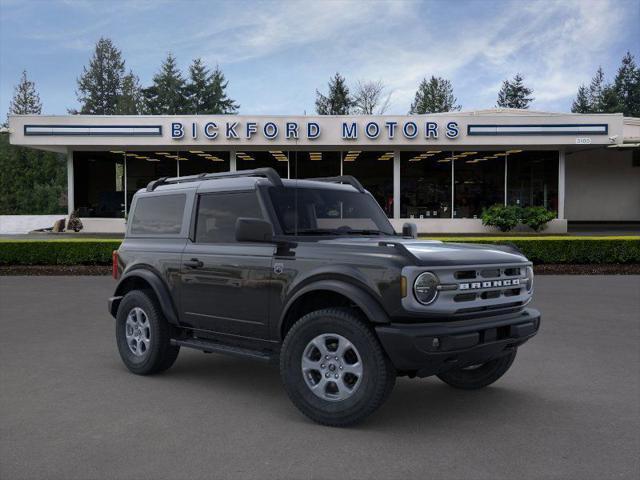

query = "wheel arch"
279;279;390;340
110;269;179;325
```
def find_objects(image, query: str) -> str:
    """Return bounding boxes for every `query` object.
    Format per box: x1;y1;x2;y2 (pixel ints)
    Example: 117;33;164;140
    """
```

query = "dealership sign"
170;120;461;141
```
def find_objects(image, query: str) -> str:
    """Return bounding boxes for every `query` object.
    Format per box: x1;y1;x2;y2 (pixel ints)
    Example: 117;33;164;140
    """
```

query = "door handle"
184;258;204;268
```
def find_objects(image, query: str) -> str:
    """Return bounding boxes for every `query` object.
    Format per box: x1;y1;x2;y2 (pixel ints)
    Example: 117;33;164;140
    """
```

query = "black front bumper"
375;308;541;377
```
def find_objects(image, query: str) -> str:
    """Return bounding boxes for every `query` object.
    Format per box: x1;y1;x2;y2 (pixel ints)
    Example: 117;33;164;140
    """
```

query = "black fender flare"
110;268;179;325
279;279;390;334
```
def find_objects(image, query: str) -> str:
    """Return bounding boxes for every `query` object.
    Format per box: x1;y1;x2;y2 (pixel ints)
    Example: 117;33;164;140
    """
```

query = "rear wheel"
280;308;395;427
436;349;517;390
116;290;180;375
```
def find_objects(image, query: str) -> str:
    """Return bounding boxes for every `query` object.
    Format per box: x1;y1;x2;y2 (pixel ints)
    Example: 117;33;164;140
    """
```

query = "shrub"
0;240;121;265
521;206;556;232
481;205;520;232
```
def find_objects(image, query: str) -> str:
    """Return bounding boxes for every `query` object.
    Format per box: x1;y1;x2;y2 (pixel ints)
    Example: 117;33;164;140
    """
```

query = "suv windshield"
268;186;395;236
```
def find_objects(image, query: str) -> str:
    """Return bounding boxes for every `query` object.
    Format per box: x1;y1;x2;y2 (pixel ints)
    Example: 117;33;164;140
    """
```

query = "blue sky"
1;0;638;117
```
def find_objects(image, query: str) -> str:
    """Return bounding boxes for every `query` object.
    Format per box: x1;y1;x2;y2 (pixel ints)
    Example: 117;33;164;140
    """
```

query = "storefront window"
507;150;558;212
237;150;289;179
290;151;341;179
74;151;127;218
453;151;505;218
342;150;394;217
400;151;452;218
176;150;230;177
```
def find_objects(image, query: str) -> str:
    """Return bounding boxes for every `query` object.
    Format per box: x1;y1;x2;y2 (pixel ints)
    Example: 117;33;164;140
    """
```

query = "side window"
130;194;186;235
195;191;263;243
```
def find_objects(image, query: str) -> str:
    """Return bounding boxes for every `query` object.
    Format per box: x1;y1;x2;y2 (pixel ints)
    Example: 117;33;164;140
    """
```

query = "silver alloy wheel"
125;307;151;357
301;333;363;401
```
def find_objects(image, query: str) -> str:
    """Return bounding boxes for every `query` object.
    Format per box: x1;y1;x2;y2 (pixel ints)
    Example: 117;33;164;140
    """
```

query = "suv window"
195;191;263;243
130;194;186;235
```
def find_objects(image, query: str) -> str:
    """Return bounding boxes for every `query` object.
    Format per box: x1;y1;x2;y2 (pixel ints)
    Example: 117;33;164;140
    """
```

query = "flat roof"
7;110;636;154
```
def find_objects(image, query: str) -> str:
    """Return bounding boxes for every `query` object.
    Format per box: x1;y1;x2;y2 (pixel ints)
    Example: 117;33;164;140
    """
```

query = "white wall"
565;149;640;221
0;215;65;234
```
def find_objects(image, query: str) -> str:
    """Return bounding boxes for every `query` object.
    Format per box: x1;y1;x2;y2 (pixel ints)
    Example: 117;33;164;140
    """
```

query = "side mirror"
402;222;418;239
235;217;274;243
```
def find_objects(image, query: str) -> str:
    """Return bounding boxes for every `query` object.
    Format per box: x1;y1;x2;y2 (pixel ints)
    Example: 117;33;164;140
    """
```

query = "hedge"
0;240;121;265
0;237;639;265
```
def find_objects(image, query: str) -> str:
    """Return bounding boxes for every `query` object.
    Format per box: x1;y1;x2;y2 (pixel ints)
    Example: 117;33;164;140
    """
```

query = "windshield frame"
260;184;397;238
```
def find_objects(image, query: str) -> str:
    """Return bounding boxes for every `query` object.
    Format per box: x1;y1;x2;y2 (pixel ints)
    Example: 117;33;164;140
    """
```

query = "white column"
504;154;508;205
558;149;566;219
229;150;236;172
451;155;455;218
123;154;128;218
66;149;74;216
393;150;401;219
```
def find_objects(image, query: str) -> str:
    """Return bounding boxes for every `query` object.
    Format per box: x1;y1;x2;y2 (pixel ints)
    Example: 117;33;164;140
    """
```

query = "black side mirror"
235;217;274;243
402;222;418;239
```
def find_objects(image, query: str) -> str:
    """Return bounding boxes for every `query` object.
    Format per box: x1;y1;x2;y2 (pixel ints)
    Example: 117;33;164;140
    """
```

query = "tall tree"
116;71;144;115
315;73;353;115
496;73;534;109
75;37;126;114
587;67;607;112
185;59;239;114
409;76;460;114
613;51;640;117
571;85;591;113
143;53;188;114
353;80;391;114
8;70;42;117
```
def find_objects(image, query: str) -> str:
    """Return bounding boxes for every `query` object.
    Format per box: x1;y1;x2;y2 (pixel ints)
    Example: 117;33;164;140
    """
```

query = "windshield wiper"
293;229;343;235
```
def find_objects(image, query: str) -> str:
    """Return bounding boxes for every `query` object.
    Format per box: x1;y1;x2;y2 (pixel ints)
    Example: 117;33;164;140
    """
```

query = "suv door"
179;190;274;341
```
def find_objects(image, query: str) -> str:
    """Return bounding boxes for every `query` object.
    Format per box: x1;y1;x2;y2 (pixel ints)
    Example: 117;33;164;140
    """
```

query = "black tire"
436;349;517;390
115;290;180;375
280;308;396;427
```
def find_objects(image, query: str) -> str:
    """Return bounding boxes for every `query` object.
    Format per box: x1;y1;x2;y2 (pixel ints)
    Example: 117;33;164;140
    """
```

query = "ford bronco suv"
109;167;540;426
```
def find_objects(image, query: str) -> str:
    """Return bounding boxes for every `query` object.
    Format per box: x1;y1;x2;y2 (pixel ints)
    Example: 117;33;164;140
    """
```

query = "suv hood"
317;237;528;266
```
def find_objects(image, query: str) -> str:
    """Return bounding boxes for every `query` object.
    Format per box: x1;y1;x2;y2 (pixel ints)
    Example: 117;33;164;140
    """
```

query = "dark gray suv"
109;167;540;426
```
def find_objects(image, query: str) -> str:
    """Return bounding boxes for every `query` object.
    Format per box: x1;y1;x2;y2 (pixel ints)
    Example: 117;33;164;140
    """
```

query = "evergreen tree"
496;73;534;109
613;51;640;117
587;67;607;112
75;37;126;114
315;73;353;115
409;76;460;114
8;70;42;116
143;53;188;114
571;85;591;113
116;71;144;114
185;59;239;114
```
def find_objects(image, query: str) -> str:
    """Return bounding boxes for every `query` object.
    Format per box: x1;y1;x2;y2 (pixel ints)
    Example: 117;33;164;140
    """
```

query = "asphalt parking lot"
1;276;638;480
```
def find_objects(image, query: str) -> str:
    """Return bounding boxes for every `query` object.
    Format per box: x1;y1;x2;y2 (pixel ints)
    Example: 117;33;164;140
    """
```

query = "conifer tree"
185;59;239;114
571;85;591;113
116;71;144;115
8;70;42;116
315;73;353;115
496;74;534;109
409;76;460;114
613;51;640;117
143;53;188;114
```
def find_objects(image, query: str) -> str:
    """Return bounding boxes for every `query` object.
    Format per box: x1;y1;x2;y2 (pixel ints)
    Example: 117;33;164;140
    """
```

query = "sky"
0;0;638;117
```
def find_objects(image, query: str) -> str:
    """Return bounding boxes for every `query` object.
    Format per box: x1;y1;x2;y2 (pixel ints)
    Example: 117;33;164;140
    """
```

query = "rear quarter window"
129;194;186;235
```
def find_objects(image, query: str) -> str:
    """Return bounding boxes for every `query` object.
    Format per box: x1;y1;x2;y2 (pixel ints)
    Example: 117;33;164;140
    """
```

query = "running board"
170;338;275;362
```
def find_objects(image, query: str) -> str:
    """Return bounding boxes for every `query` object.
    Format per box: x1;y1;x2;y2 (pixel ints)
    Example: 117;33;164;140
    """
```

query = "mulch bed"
1;264;639;276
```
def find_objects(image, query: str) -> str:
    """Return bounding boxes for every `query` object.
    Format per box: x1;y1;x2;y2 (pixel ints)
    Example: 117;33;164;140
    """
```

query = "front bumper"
375;308;541;377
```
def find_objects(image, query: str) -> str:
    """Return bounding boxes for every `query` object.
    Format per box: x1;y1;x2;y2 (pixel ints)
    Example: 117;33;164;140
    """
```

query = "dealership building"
7;109;640;233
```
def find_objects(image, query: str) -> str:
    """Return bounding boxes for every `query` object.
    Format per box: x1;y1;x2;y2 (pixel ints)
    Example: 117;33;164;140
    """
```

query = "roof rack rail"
146;167;283;192
309;175;365;193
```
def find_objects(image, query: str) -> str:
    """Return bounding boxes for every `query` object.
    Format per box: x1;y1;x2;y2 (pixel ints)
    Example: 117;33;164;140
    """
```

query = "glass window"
507;150;558;212
268;186;395;236
176;151;230;177
342;151;394;217
237;151;289;179
73;151;126;218
290;151;341;179
454;151;505;218
130;194;186;235
195;191;263;243
401;151;452;218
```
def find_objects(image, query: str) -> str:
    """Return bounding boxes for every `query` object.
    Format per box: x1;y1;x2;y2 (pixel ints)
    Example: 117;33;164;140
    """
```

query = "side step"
170;338;275;363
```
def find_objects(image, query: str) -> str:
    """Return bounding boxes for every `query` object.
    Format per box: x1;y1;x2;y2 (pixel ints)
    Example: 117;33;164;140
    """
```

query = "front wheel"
280;308;396;427
436;349;517;390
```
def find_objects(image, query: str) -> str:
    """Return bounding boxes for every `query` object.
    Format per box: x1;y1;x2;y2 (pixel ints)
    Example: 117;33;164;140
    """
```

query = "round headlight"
526;266;534;293
414;272;440;305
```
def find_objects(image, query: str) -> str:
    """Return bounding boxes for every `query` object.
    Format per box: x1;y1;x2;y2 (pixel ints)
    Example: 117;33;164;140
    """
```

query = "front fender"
279;278;390;332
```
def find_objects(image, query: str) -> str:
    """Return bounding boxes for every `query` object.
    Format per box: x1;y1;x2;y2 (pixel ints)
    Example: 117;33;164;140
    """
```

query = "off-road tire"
436;349;517;390
280;308;396;427
116;290;180;375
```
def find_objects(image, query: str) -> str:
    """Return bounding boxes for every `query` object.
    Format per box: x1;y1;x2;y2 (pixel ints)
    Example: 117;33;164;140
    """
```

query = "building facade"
8;109;640;233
